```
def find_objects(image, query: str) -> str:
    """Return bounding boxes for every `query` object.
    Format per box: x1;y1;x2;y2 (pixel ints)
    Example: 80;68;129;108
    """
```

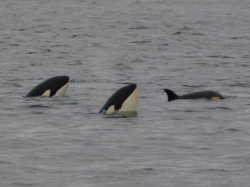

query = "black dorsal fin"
164;89;179;101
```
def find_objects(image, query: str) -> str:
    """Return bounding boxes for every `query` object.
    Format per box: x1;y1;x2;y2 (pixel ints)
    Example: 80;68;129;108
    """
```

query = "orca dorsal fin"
164;89;179;101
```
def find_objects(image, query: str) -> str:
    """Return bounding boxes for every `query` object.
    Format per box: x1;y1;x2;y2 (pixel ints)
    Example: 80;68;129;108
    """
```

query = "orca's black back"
179;90;225;99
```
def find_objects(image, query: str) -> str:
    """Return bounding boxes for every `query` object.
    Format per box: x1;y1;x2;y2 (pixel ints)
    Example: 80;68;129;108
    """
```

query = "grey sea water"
0;0;250;186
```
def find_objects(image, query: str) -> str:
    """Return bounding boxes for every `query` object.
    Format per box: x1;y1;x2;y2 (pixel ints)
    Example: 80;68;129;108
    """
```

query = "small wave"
66;61;82;66
192;32;205;36
71;34;84;38
9;182;35;187
180;27;194;31
183;110;204;113
207;107;234;111
28;104;52;108
171;31;182;35
69;79;87;83
230;83;248;87
207;168;230;172
131;58;145;63
0;160;13;165
71;33;95;38
9;43;20;46
129;26;149;30
207;55;236;59
226;92;250;98
229;36;250;40
0;94;23;98
103;112;138;118
27;51;38;54
227;128;240;132
242;55;250;59
30;111;45;114
171;28;204;36
85;108;98;115
129;40;151;44
41;49;51;53
129;168;156;174
104;114;127;118
182;84;205;88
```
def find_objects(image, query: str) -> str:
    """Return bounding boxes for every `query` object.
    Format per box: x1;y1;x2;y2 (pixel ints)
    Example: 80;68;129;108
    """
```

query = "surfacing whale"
164;89;225;102
99;83;138;117
26;76;69;97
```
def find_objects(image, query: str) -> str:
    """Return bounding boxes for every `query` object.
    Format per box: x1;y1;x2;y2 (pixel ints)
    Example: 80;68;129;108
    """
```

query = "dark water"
1;0;250;186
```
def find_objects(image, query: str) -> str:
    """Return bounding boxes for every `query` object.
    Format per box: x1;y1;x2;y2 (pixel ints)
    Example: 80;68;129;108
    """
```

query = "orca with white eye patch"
26;76;69;97
99;84;138;117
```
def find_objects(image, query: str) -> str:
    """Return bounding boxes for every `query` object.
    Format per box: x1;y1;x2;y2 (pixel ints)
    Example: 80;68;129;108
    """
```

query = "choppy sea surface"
0;0;250;186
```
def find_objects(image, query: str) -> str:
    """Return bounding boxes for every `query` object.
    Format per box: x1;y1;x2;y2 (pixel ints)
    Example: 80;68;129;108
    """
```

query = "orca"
26;76;69;97
99;84;138;117
164;89;225;101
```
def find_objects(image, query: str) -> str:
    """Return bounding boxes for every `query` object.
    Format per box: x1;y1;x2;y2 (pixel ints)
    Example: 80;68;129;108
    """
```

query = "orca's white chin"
119;87;138;112
54;82;69;97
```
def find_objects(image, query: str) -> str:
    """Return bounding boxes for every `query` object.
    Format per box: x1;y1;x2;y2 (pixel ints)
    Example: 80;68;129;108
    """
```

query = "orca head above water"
26;76;69;97
99;83;138;117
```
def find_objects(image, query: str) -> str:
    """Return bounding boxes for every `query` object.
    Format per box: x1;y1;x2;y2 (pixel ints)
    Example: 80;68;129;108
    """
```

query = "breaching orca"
164;89;225;101
26;76;69;97
99;84;138;117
